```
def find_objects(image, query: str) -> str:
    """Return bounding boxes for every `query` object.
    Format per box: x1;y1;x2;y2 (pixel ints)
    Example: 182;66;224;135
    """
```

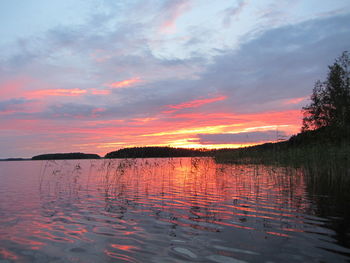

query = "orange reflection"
110;244;137;251
91;158;310;236
0;248;18;260
0;159;312;261
266;231;290;237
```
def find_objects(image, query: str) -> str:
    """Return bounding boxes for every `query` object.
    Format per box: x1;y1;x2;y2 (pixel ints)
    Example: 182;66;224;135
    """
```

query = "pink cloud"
163;95;227;113
283;96;307;105
91;89;111;95
105;77;141;88
27;89;87;98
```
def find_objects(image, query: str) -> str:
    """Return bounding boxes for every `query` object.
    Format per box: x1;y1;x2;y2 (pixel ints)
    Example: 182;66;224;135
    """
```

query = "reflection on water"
0;158;349;262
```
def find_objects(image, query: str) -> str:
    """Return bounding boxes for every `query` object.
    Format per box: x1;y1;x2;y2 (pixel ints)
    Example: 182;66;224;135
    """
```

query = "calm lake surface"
0;158;349;262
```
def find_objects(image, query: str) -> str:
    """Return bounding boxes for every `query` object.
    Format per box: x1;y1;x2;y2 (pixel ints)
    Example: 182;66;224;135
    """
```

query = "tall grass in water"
215;143;350;177
303;163;350;248
216;143;350;248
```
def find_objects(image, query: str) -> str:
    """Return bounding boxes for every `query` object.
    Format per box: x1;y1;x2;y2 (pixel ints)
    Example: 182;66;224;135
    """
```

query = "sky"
0;0;349;158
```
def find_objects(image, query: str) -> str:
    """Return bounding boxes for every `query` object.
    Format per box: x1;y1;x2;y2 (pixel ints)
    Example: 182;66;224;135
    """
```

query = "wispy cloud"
157;0;192;34
283;96;308;105
28;88;87;98
222;0;247;27
164;95;227;113
105;77;141;88
90;89;111;95
0;98;33;114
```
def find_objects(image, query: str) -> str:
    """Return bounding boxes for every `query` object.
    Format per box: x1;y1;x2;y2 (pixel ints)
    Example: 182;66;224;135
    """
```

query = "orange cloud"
106;77;141;88
142;123;242;137
129;117;159;124
28;89;87;98
164;96;227;113
166;138;255;149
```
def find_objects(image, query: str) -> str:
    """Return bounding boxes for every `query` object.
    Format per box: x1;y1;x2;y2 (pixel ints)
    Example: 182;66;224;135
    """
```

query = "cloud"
164;95;227;113
0;3;349;157
283;96;308;105
222;0;246;27
105;77;141;88
44;103;103;118
197;13;350;114
157;0;191;33
197;130;288;145
91;89;111;95
0;98;32;113
28;88;87;98
5;14;347;122
3;13;348;122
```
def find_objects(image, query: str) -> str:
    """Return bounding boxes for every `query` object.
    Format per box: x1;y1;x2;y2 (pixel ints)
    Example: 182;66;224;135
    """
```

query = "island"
32;152;101;160
105;146;211;158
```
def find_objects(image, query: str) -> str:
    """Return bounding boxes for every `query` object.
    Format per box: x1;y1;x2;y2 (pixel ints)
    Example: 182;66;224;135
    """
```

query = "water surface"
0;158;349;262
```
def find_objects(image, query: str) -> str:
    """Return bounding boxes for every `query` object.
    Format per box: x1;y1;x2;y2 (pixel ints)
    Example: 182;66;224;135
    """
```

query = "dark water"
0;158;349;262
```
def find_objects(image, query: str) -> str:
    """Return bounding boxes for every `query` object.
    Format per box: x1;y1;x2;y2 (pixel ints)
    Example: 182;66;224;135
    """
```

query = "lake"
0;158;349;262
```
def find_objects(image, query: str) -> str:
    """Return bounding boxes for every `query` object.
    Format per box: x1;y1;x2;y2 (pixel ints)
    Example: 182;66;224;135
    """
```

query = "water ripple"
0;158;349;262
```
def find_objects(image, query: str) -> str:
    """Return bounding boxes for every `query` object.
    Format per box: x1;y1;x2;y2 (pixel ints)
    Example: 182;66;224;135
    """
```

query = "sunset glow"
0;1;349;158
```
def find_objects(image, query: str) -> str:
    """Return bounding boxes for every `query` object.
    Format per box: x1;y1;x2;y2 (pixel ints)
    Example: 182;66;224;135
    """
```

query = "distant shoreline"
0;158;31;162
1;129;349;164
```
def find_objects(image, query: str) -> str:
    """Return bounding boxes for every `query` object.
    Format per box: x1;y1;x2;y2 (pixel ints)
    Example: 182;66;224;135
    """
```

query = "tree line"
105;147;211;158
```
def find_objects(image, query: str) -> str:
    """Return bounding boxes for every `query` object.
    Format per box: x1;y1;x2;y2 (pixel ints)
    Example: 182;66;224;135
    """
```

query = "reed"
214;142;350;178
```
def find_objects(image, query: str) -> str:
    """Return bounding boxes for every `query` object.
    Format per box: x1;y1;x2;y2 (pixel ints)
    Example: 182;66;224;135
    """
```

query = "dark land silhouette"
105;146;211;158
32;153;101;160
0;158;29;161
